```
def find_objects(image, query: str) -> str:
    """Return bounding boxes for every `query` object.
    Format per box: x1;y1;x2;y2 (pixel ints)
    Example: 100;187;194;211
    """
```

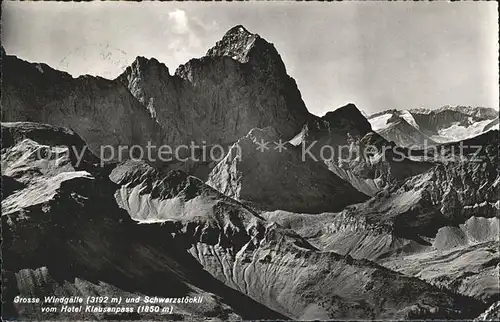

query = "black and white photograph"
1;1;499;321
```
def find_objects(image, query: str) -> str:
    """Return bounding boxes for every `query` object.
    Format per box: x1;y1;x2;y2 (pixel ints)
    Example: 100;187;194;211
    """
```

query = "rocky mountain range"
368;106;499;148
2;25;499;321
2;25;311;156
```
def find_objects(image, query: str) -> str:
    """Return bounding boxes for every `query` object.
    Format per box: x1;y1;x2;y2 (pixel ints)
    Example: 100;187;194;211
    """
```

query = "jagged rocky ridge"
2;26;311;158
2;28;437;198
1;53;162;156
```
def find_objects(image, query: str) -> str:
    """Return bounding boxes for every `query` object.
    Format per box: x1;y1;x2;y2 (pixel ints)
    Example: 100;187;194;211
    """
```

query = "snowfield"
368;113;393;131
432;119;494;143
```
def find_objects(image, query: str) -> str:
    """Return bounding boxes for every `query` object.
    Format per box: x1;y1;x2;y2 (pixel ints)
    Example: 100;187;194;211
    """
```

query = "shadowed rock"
207;126;368;214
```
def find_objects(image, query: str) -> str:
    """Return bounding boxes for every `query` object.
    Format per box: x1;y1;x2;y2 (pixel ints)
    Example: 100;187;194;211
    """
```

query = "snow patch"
289;129;306;146
431;119;493;142
369;113;393;131
36;64;44;74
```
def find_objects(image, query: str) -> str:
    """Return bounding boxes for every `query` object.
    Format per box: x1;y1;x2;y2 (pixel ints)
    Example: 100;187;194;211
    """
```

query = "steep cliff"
1;53;162;156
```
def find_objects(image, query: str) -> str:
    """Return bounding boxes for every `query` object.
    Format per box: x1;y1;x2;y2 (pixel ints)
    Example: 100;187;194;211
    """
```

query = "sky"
2;1;498;116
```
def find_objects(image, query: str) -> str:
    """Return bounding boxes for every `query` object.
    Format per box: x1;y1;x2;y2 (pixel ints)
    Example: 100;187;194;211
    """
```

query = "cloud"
164;9;218;67
168;9;189;34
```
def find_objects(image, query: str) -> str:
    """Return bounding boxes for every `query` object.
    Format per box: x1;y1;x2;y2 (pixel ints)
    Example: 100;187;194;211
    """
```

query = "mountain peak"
322;103;373;135
225;25;253;38
128;56;169;73
336;103;359;113
207;25;272;63
117;55;170;87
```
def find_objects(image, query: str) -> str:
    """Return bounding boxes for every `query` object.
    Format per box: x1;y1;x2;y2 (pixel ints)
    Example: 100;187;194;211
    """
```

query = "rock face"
475;301;500;321
1;54;162;156
117;25;311;147
1;122;102;183
207;126;368;213
3;26;311;157
368;106;498;146
376;114;436;148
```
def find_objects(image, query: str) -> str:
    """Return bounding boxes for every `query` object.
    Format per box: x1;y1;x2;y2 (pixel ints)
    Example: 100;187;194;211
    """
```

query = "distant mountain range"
368;106;498;148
